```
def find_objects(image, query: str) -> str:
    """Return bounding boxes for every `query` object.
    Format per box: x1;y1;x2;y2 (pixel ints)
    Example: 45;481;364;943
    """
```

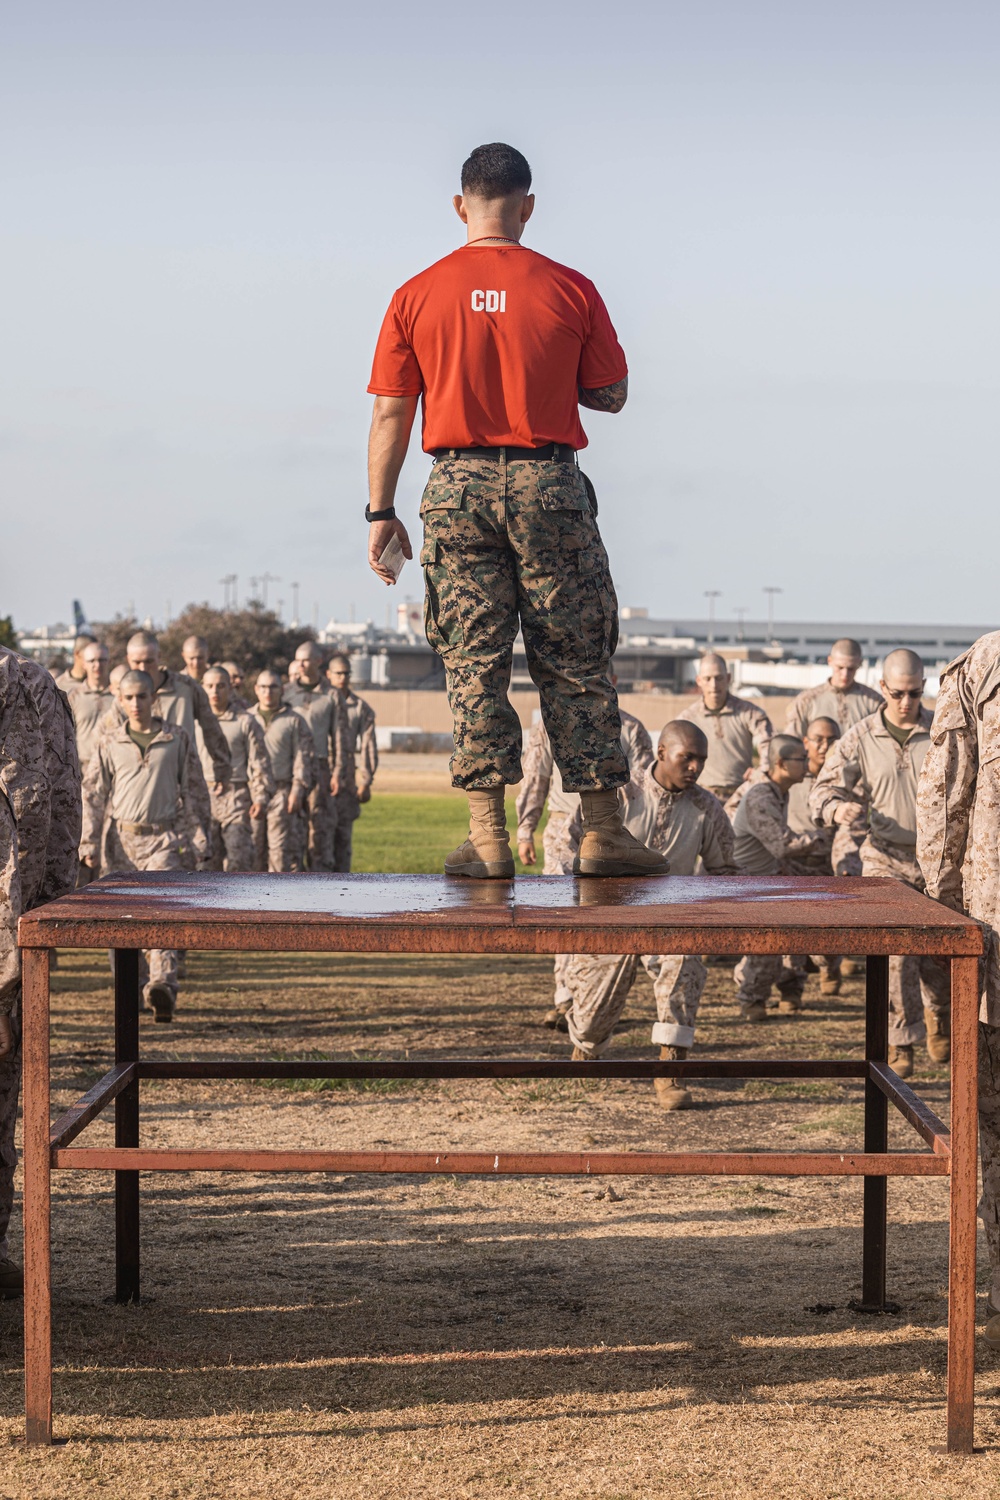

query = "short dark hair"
461;143;531;199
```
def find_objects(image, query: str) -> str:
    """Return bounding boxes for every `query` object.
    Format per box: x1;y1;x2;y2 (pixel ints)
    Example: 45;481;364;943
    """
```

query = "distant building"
615;616;995;670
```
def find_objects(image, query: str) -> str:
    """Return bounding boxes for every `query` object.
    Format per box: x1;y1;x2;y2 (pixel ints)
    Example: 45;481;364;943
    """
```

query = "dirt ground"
3;948;1000;1498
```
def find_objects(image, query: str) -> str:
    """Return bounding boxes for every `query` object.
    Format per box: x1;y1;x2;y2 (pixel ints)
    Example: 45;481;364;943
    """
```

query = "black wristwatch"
365;504;397;522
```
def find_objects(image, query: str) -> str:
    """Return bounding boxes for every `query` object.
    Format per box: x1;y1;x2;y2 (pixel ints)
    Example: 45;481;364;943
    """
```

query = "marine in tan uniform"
82;670;207;1021
0;645;80;1298
326;653;377;872
220;661;249;713
202;667;274;872
126;631;231;792
53;634;95;693
283;642;342;871
678;653;772;802
916;632;1000;1344
67;642;114;882
181;635;209;683
250;672;316;873
732;734;826;1020
784;638;884;738
811;649;946;1078
564;723;735;1109
516;702;654;1027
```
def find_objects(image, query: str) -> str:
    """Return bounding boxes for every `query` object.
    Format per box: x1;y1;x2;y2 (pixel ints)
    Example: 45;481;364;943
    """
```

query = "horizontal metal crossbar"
868;1061;952;1156
51;1146;950;1176
48;1063;137;1150
136;1058;868;1081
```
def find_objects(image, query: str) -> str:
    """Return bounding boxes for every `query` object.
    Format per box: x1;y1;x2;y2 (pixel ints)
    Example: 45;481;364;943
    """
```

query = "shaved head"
805;717;839;738
883;648;924;681
294;641;323;662
256;670;281;688
203;666;230;686
182;635;208;654
109;662;128;691
831;638;862;661
769;734;807;770
120;669;154;695
658;720;708;756
127;630;158;652
695;652;731;711
697;652;728;676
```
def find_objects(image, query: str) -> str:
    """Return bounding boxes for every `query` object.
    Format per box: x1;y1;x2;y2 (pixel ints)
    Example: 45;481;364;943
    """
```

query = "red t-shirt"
367;244;627;452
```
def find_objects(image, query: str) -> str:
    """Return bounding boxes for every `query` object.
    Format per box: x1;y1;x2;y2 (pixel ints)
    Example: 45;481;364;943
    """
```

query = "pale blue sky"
2;1;997;631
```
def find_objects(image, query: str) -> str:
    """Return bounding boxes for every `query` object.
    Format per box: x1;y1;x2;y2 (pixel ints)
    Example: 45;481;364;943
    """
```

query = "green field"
352;793;548;874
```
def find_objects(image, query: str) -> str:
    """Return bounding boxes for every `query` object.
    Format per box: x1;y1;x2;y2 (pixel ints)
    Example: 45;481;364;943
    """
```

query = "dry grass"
3;949;1000;1497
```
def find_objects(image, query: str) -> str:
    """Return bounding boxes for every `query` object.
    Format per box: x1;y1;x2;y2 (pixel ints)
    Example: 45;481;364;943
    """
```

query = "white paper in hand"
379;532;406;583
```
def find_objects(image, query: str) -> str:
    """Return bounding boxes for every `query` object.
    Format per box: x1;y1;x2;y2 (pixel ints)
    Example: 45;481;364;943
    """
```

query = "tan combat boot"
888;1044;914;1079
654;1045;693;1111
740;1001;769;1023
573;790;670;878
543;1007;569;1032
925;1008;951;1064
444;788;515;879
571;1046;595;1062
841;958;864;977
819;965;842;996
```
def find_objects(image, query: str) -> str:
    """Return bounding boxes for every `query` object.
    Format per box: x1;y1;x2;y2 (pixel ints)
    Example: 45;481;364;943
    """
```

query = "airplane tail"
72;599;88;632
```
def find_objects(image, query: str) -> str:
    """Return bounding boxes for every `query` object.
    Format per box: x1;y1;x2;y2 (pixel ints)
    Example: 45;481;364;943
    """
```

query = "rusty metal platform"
17;873;984;1451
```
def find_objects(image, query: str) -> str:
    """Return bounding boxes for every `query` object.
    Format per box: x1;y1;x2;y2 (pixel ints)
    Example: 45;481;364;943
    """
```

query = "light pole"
734;607;748;644
259;572;280;609
704;590;721;645
763;586;782;641
291;582;300;628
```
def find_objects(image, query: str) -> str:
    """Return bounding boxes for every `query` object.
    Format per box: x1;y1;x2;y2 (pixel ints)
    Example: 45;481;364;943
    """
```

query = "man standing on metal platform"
365;142;667;881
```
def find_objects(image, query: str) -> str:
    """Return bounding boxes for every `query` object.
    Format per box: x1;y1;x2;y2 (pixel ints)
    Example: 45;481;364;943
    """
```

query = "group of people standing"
55;630;377;1020
518;637;946;1104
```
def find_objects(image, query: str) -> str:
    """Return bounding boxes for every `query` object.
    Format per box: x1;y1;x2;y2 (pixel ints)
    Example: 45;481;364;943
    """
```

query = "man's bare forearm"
578;376;628;413
367;395;419;511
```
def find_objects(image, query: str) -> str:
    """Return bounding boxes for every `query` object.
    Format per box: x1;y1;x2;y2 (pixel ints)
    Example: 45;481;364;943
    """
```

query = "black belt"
432;443;576;463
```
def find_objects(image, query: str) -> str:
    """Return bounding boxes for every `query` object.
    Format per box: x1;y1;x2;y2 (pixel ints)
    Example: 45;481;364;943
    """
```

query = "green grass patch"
256;1050;427;1094
353;793;547;875
742;1080;854;1102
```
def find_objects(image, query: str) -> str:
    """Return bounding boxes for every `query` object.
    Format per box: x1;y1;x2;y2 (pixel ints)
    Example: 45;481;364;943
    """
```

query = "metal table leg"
860;955;890;1311
114;950;140;1304
22;948;52;1446
946;953;979;1453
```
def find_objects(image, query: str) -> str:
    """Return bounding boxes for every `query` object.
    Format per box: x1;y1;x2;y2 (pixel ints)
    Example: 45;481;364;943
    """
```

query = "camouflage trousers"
420;456;627;792
303;759;335;871
332;788;359;873
209;784;256;873
862;841;950;1046
565;953;707;1057
543;811;577;1011
979;1024;1000;1281
106;824;180;1003
735;955;808;1007
253;784;301;873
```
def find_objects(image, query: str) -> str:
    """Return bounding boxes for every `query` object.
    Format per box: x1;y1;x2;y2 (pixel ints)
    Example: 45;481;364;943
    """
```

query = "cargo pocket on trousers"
418;481;465;519
420;538;463;653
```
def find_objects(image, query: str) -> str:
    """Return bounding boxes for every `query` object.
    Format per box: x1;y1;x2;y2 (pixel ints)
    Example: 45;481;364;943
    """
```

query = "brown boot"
925;1008;951;1064
444;788;515;879
841;958;864;977
571;1046;595;1062
819;965;842;996
888;1045;914;1079
654;1045;693;1111
740;1001;769;1023
777;991;804;1015
543;1007;569;1032
573;790;670;877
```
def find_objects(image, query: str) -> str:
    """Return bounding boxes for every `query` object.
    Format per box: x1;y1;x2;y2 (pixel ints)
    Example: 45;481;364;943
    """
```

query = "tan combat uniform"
516;710;654;1013
565;768;737;1056
916;633;1000;1279
677;693;773;802
732;778;826;1006
249;704;315;873
82;720;207;1007
68;684;114;881
784;678;884;739
331;687;377;872
811;707;947;1047
200;710;274;872
283;683;342;871
53;667;86;694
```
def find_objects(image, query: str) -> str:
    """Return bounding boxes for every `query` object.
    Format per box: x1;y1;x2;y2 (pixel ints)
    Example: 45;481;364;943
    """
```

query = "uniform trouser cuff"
565;1014;611;1057
889;1018;926;1046
553;986;573;1012
651;1022;695;1049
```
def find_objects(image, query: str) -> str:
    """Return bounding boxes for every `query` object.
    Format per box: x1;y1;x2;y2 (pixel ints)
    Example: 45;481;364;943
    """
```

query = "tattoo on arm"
578;376;628;413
